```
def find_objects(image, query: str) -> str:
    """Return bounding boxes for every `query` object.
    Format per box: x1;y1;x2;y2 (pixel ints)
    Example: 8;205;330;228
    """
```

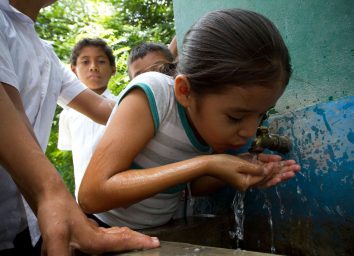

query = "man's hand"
0;84;159;256
37;190;160;256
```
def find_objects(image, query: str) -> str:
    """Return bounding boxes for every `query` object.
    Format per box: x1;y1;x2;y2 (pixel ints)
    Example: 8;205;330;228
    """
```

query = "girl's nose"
237;116;260;139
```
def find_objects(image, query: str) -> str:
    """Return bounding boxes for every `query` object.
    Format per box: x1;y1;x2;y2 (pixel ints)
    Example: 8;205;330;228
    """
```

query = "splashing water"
229;154;258;248
275;186;285;216
229;191;246;248
262;191;276;254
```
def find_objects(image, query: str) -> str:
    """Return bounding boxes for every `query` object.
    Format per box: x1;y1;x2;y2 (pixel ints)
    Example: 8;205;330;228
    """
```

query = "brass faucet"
249;126;292;154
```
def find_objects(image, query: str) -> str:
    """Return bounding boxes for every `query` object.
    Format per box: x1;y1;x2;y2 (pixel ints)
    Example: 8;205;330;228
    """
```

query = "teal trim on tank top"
177;102;211;152
120;83;159;133
136;82;159;132
130;162;186;194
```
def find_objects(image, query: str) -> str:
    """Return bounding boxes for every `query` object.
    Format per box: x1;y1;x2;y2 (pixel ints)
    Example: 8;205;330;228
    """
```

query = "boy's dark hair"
70;38;116;67
178;9;292;95
128;42;174;66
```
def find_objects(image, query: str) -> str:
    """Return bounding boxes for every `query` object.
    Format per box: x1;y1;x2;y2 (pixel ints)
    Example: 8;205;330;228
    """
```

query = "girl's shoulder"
129;71;174;89
119;71;174;101
116;72;175;132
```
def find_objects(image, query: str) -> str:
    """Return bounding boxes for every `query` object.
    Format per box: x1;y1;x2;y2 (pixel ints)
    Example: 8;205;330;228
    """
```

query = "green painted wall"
173;0;354;114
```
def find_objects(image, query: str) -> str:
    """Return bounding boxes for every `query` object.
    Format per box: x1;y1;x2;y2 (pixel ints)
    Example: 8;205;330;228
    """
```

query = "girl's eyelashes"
227;110;270;124
228;115;242;123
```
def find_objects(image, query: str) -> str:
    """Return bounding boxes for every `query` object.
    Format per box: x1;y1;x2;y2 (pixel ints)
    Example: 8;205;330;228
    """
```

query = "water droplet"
323;205;333;215
280;206;286;215
297;185;302;194
335;205;345;216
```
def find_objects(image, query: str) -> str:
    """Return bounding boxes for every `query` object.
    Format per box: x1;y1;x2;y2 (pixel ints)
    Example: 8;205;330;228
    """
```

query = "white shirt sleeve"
57;109;72;150
57;61;86;106
0;13;18;89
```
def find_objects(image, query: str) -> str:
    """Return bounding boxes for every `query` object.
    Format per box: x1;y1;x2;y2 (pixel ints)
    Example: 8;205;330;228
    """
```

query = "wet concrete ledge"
112;241;277;256
140;215;235;249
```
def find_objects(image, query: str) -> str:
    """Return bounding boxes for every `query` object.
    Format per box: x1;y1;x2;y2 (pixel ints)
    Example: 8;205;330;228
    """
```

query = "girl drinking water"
78;9;300;229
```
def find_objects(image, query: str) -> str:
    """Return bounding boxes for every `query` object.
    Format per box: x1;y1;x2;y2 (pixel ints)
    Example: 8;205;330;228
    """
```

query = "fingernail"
151;237;160;245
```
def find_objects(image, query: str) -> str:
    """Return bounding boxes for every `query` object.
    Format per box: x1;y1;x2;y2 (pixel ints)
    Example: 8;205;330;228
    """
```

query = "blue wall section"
244;96;354;254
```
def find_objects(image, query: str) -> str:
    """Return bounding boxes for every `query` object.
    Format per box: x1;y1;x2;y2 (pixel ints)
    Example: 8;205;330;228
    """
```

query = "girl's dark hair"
177;9;292;95
70;38;116;67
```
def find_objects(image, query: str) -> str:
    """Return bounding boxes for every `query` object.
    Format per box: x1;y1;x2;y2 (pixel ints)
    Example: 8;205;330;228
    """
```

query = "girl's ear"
174;75;191;107
71;64;77;75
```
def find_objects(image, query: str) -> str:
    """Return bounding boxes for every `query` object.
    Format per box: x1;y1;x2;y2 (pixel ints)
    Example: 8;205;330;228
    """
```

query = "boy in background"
58;38;117;200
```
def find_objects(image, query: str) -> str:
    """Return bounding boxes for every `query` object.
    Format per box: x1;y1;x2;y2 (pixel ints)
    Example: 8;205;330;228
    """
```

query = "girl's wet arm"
78;89;210;213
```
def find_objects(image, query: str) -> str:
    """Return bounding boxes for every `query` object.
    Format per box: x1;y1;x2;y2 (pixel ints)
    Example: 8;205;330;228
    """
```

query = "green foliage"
38;0;175;194
36;0;89;61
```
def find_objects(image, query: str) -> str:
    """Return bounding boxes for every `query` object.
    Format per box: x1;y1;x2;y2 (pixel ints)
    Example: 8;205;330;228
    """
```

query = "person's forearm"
79;155;211;213
68;89;115;125
0;84;70;214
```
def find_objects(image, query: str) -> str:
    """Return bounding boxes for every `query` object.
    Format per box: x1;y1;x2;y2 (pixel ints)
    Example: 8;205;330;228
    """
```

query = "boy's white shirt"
0;0;86;249
58;89;117;199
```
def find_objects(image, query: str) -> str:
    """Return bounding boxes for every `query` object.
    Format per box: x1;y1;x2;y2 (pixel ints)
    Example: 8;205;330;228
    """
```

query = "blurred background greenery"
36;0;175;195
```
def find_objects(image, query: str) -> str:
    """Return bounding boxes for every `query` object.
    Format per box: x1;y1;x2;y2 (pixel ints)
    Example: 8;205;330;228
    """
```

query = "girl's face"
72;46;115;94
185;83;284;153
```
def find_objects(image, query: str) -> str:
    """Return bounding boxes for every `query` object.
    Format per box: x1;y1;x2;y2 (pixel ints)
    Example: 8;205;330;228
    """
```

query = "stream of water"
229;154;278;253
